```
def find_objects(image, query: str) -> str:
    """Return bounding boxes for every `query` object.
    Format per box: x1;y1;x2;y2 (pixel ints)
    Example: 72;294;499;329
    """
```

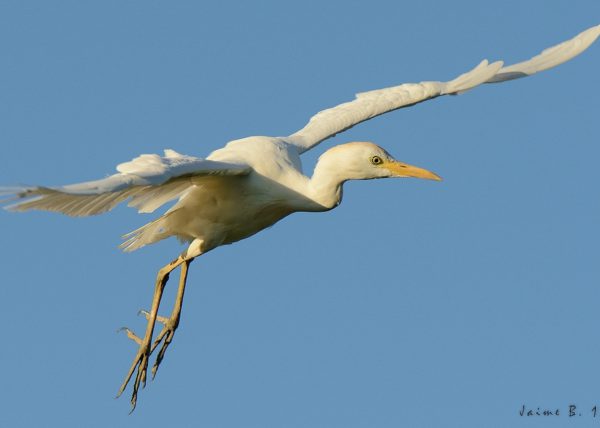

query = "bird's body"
126;137;309;252
2;24;599;410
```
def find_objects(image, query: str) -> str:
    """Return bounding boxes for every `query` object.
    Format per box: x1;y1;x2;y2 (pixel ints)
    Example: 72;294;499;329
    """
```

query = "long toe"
117;338;152;412
152;328;176;379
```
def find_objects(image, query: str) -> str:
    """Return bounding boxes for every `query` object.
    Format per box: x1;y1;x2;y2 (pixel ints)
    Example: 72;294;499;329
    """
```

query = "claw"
118;327;142;345
138;309;170;325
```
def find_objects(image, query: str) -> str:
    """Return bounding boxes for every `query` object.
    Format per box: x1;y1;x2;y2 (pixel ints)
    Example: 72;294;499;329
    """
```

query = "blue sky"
0;1;599;427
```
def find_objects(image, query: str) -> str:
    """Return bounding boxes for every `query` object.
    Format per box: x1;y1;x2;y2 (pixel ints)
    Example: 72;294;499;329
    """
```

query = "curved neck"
307;159;347;210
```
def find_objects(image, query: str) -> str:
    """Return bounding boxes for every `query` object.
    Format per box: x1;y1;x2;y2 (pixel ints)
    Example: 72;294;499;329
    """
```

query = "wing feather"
488;24;600;83
287;25;600;153
2;149;251;216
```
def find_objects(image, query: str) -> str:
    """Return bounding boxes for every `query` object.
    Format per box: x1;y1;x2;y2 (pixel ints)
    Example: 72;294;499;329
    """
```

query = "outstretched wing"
286;25;600;154
1;149;251;216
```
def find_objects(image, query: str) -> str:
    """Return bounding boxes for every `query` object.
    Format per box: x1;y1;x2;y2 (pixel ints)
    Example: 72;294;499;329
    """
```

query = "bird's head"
317;141;441;182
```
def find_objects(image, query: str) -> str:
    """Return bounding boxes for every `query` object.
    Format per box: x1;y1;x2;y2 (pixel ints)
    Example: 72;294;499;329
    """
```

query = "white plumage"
2;24;598;410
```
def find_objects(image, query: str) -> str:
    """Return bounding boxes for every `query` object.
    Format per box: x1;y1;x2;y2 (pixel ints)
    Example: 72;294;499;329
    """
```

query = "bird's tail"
119;210;179;252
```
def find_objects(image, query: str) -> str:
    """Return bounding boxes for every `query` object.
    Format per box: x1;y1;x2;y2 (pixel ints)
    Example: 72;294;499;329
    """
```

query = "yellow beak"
383;160;442;181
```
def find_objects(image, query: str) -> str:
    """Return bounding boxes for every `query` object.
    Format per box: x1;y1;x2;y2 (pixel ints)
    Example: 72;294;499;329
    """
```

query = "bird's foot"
116;256;192;411
116;326;152;412
138;309;179;379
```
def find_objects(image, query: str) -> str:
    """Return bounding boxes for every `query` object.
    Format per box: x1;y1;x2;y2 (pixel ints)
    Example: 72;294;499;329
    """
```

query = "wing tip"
488;24;600;83
579;23;600;41
573;23;600;53
0;186;37;210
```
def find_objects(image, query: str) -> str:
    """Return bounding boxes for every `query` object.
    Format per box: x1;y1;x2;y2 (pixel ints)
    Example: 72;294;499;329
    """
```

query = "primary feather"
2;150;250;217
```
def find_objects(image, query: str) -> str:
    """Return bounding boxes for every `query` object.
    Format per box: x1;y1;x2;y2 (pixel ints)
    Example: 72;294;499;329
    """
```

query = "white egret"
2;25;599;410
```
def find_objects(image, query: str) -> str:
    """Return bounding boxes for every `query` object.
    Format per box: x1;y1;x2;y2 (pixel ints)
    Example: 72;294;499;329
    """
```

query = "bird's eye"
370;155;383;165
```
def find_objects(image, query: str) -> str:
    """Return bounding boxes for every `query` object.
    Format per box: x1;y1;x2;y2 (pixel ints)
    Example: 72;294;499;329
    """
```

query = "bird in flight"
2;25;599;410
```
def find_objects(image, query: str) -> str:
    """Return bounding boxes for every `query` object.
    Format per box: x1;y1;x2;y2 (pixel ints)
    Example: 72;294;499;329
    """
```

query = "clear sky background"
1;1;599;427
